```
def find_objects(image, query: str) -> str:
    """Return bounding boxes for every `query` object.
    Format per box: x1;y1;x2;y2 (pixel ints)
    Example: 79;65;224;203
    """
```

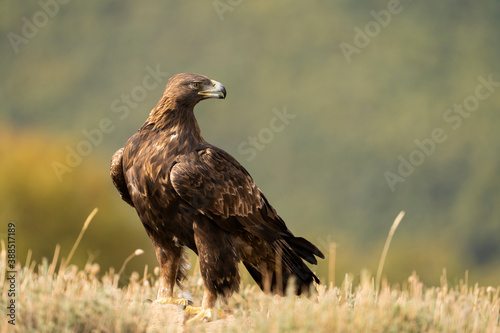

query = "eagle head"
164;73;226;107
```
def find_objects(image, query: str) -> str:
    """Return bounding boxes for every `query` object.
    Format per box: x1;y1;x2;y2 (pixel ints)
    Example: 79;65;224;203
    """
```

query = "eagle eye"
193;82;201;89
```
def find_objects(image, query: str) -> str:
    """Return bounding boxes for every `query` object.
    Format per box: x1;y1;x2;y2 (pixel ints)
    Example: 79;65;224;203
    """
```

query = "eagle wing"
170;145;286;234
170;144;323;264
110;148;134;207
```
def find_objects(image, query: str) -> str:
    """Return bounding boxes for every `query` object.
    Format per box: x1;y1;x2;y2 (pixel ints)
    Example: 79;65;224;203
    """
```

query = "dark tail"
285;236;325;265
243;237;324;295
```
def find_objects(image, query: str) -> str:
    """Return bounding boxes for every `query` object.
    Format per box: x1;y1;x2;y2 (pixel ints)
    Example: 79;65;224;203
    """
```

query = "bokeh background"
1;1;499;286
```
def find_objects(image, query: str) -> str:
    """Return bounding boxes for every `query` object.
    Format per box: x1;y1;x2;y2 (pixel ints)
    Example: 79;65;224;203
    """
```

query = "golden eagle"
110;73;324;320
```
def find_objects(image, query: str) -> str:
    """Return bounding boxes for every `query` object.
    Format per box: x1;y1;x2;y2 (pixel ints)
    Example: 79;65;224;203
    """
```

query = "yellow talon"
154;297;190;306
184;305;203;315
185;307;226;322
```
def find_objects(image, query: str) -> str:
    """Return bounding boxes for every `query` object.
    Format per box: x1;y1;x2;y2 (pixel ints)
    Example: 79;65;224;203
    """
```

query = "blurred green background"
1;0;499;286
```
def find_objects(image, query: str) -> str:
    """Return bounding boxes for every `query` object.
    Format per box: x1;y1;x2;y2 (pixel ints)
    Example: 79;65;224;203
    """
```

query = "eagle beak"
198;80;226;99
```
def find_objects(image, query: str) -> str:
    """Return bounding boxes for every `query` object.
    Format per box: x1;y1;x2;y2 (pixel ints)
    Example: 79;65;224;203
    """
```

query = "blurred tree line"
1;0;499;286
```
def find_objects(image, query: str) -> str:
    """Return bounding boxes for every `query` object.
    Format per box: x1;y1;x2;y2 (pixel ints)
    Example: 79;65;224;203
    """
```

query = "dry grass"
1;211;499;332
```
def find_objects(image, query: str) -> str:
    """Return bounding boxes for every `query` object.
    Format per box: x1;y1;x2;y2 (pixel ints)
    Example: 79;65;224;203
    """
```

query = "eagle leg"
152;242;191;306
186;220;240;321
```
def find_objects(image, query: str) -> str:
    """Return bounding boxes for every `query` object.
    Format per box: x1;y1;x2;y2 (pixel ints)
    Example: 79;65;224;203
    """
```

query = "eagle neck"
144;99;204;148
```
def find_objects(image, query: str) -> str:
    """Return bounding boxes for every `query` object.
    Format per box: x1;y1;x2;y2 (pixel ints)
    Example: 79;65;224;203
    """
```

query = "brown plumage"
110;73;324;316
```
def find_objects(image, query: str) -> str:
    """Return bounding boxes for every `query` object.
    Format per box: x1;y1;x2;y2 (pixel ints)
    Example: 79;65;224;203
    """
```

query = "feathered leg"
186;219;239;321
153;242;190;306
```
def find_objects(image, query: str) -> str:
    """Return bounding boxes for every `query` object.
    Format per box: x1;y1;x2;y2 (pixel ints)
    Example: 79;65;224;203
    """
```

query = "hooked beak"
198;80;226;99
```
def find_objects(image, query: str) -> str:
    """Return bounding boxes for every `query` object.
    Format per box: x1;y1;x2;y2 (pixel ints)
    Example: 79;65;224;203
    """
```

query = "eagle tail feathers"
243;239;321;295
285;236;325;265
